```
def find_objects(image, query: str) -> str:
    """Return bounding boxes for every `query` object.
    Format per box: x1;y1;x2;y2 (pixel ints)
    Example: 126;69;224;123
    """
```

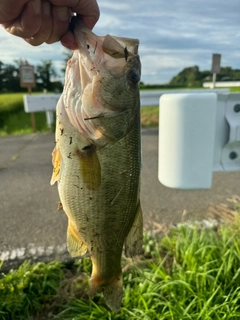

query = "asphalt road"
0;128;240;261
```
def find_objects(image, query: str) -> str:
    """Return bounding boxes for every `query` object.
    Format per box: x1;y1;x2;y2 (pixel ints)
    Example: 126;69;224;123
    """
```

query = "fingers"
45;6;71;44
3;0;42;38
0;0;100;47
61;31;78;50
50;0;100;29
59;0;100;50
0;0;29;23
26;4;72;46
24;1;52;46
73;0;100;29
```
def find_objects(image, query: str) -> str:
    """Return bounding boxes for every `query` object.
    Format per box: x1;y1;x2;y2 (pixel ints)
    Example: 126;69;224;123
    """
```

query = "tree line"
0;59;64;93
169;66;240;87
1;58;240;93
140;66;240;89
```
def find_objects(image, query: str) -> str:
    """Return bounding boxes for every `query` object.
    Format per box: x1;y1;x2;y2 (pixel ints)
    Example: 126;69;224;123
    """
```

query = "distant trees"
169;66;240;87
0;59;63;93
0;61;20;92
36;60;58;91
1;57;240;92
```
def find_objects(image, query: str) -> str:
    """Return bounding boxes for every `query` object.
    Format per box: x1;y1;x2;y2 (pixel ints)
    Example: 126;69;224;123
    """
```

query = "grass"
1;217;240;319
141;106;159;127
230;87;240;92
1;87;239;136
0;93;51;135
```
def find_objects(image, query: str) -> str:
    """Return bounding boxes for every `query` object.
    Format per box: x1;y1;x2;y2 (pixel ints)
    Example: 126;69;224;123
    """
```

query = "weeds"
0;93;52;135
141;106;159;127
0;261;63;319
2;223;240;319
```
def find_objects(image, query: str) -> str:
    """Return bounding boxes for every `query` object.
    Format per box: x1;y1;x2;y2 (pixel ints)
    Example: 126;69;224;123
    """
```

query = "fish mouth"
72;17;140;80
63;18;141;145
70;18;105;90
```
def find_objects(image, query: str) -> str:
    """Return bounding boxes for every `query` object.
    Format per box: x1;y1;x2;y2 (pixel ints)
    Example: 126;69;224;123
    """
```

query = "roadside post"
211;54;221;89
19;64;36;132
23;94;60;129
158;92;240;189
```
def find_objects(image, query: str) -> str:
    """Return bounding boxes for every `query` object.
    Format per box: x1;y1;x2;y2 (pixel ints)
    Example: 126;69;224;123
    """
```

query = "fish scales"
51;20;143;312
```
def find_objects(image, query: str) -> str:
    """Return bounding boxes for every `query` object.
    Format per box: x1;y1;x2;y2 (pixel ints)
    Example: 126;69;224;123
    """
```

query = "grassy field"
1;216;240;319
0;88;239;135
230;87;240;92
0;93;50;136
0;92;157;135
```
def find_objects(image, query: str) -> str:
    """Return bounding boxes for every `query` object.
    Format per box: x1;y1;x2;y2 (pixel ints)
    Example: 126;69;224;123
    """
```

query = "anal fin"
67;223;87;257
124;202;143;257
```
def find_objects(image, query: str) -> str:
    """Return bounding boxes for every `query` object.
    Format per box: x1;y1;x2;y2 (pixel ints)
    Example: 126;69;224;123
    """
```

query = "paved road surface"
0;128;239;265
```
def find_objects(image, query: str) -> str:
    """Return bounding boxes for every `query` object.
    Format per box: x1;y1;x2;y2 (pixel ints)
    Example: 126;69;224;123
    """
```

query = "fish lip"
72;18;102;59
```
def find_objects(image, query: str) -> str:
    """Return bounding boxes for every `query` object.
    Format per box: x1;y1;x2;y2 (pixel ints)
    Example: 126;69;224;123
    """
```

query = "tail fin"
90;274;123;312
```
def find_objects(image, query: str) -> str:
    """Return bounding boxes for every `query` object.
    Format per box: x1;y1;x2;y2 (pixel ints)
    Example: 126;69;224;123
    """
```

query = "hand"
0;0;100;49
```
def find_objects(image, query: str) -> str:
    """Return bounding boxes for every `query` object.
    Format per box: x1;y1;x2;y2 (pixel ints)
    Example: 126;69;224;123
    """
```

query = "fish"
50;20;143;312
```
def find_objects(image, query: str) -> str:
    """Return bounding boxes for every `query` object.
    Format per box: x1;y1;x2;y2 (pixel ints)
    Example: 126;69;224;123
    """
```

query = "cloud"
0;0;239;84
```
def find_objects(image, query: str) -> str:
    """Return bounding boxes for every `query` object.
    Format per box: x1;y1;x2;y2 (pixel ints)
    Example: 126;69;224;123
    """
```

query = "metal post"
28;86;36;132
212;73;217;89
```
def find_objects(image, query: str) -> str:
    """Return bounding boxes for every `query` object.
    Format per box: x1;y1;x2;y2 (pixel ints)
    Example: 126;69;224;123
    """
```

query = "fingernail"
56;7;70;21
43;2;50;16
32;0;41;15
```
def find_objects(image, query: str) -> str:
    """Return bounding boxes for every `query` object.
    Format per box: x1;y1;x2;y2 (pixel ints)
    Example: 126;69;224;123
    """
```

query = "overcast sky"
0;0;239;84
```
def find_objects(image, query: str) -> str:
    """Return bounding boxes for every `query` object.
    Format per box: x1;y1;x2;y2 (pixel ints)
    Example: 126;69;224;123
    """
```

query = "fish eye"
128;69;140;84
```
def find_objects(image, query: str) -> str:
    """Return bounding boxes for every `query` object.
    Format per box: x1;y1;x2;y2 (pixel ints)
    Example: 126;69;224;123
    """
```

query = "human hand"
0;0;99;49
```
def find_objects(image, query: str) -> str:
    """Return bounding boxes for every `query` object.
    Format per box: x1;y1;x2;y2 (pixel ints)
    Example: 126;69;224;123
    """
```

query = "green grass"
1;87;239;135
140;87;240;127
230;87;240;92
0;93;52;135
2;221;240;319
141;106;159;127
0;261;64;319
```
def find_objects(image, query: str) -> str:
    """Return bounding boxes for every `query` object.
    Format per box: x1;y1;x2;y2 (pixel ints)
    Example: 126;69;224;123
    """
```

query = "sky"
0;0;239;84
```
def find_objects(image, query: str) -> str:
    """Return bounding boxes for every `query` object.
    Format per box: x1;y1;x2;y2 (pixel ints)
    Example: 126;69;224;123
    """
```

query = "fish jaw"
62;22;141;146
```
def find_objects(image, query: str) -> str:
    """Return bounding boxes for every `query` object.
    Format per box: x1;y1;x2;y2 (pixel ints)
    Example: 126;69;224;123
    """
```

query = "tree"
36;60;58;91
169;65;240;87
218;67;240;81
169;66;207;87
0;61;20;92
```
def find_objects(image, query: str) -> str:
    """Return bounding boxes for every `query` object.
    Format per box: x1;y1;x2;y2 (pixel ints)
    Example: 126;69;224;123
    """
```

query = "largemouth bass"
51;21;142;312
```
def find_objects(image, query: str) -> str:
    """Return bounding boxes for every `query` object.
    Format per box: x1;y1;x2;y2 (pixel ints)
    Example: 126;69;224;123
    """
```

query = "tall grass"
0;261;63;319
230;87;240;92
0;93;51;135
1;88;238;135
1;222;240;319
141;106;159;127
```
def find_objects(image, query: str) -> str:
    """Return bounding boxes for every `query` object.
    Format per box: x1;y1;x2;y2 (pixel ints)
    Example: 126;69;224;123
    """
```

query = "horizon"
0;0;239;84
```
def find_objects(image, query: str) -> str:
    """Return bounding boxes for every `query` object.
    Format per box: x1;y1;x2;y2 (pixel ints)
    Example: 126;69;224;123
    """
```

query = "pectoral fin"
124;203;143;257
50;147;61;185
67;223;87;257
77;145;101;190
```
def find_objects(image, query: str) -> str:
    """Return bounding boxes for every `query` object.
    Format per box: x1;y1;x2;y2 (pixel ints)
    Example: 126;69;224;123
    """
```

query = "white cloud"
0;0;239;84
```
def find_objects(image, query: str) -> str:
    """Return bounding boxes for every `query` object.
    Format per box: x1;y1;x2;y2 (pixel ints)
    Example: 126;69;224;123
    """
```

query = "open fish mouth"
70;18;140;95
63;19;141;145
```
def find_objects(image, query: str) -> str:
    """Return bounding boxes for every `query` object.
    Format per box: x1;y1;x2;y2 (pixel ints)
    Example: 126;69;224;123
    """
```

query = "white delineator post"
158;93;217;189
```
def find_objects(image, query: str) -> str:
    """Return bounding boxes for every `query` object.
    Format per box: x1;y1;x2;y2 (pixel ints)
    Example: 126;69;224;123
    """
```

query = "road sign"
20;65;36;88
211;54;221;74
